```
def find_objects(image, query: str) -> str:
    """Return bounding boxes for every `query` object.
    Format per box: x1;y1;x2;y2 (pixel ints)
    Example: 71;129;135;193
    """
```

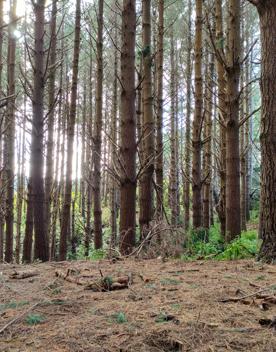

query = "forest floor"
0;258;276;352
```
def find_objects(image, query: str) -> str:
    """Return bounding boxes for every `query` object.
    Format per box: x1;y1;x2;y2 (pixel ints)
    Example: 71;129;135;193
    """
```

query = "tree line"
0;0;275;263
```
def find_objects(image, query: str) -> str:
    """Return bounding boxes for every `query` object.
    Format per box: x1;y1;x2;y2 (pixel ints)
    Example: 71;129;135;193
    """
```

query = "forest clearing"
0;258;276;352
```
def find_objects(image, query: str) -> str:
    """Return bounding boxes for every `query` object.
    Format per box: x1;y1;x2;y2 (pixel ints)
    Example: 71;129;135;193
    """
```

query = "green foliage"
89;249;106;260
182;223;259;261
216;37;225;49
103;276;113;289
155;313;169;323
0;300;29;311
51;287;62;295
217;230;259;260
74;245;106;261
250;209;259;224
160;278;181;286
25;314;45;325
111;312;127;324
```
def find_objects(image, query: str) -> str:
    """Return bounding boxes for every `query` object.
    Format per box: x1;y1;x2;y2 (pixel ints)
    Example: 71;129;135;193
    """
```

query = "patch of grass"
0;300;29;311
89;249;106;260
256;275;266;281
171;303;181;311
160;278;181;286
111;312;128;324
155;313;169;323
103;276;113;289
49;299;66;305
51;287;62;295
73;245;107;261
25;314;45;325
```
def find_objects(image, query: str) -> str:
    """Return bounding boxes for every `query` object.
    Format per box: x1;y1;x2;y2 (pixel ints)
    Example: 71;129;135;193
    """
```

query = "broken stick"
219;284;276;303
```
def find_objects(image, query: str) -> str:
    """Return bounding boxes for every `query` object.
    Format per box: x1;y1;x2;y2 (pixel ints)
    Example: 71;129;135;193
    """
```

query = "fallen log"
55;269;131;292
9;270;39;280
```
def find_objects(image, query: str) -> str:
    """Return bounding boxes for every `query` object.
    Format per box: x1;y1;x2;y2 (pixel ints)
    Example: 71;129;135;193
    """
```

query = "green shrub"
217;230;259;260
111;312;127;324
26;314;45;325
0;300;29;311
181;223;259;261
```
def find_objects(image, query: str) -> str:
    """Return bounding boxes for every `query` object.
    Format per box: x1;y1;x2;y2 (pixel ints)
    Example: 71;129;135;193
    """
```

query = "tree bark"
0;0;4;261
59;0;81;260
110;25;119;247
225;0;241;242
139;0;154;236
29;0;49;261
155;0;164;220
22;181;34;263
184;0;192;231
254;0;276;262
4;0;17;262
45;0;57;253
203;52;214;229
215;0;226;238
93;0;104;250
119;0;137;255
192;0;203;229
169;30;178;226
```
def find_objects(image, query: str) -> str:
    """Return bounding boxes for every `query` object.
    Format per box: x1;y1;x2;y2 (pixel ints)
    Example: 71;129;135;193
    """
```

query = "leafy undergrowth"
0;259;276;351
182;224;259;261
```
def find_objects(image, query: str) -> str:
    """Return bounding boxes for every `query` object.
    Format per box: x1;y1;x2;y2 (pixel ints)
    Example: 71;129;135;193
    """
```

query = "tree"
248;0;276;261
93;0;104;250
119;0;137;254
192;0;203;228
0;0;4;262
225;0;241;241
169;30;178;226
29;0;49;261
215;0;227;238
155;0;164;220
4;0;17;262
202;51;214;229
45;0;57;253
183;0;192;231
59;0;81;260
110;17;119;247
139;0;154;236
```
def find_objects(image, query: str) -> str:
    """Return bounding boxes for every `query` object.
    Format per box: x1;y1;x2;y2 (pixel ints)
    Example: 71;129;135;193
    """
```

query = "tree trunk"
225;0;241;242
169;30;178;226
4;0;17;262
139;0;154;237
45;0;57;252
59;0;81;260
0;0;4;262
203;52;214;229
215;0;226;238
15;106;26;263
25;0;48;262
93;0;104;250
119;0;137;255
110;27;118;247
22;181;34;263
155;0;164;220
192;0;203;229
254;0;276;262
184;0;192;231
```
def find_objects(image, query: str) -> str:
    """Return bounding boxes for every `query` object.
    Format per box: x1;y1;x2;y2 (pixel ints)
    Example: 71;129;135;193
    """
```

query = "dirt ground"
0;258;276;352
